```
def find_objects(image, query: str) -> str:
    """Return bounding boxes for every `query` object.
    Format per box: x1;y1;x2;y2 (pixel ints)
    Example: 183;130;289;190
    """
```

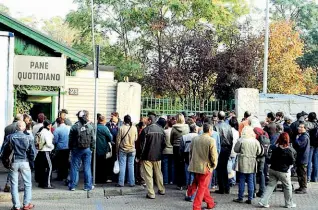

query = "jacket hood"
301;132;310;138
172;123;189;133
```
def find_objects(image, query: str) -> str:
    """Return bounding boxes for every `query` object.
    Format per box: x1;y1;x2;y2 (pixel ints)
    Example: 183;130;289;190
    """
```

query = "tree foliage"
268;21;317;94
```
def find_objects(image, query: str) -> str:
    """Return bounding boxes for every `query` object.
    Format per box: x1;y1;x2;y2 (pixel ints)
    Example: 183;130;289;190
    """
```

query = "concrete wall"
235;88;259;122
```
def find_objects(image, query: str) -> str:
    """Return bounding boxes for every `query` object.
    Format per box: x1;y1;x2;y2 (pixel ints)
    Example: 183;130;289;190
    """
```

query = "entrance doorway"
30;103;52;122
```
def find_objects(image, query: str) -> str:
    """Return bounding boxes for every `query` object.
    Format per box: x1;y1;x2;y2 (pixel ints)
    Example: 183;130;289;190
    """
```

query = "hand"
135;158;139;163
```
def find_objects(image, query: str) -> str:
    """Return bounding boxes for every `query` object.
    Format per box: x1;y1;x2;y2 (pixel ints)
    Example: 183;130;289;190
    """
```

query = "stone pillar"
235;88;259;122
116;82;141;123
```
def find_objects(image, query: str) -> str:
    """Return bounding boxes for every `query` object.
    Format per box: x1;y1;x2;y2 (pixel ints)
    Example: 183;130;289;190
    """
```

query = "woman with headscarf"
233;126;262;204
259;133;297;208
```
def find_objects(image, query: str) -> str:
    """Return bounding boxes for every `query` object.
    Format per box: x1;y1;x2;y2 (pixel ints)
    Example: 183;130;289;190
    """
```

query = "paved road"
1;183;318;210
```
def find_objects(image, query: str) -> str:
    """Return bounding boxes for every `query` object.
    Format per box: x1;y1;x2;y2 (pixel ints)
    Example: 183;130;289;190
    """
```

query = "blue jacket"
294;132;310;165
53;124;70;150
3;131;36;162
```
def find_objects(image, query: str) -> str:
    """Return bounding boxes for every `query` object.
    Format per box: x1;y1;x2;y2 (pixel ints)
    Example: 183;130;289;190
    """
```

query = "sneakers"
233;198;244;203
83;186;95;191
23;203;35;210
259;201;270;208
284;203;297;208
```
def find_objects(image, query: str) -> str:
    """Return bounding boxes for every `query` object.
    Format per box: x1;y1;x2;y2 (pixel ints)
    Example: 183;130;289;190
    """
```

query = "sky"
1;0;77;19
1;0;267;20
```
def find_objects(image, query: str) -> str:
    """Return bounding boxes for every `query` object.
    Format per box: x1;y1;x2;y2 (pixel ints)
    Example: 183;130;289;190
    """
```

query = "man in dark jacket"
139;115;166;199
68;110;95;191
290;113;305;144
215;111;233;194
306;112;318;182
294;122;310;194
264;112;277;139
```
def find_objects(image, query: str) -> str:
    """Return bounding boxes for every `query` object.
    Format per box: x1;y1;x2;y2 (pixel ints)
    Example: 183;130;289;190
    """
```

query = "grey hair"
16;121;26;131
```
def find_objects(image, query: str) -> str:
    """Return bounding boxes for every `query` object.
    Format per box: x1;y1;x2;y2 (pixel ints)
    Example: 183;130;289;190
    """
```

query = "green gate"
141;97;235;117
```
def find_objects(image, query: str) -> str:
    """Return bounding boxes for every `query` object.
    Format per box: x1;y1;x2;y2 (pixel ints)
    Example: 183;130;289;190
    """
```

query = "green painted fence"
141;97;235;117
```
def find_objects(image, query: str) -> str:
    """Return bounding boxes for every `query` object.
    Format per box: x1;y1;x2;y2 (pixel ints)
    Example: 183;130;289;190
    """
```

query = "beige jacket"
234;138;262;173
116;124;138;153
163;127;173;155
188;134;218;174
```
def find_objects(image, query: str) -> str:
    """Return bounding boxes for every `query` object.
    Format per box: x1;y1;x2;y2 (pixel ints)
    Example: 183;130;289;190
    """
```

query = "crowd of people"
1;108;317;210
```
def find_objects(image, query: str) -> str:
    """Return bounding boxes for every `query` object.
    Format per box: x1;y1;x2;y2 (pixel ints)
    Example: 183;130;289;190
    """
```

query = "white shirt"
39;128;55;152
231;128;239;157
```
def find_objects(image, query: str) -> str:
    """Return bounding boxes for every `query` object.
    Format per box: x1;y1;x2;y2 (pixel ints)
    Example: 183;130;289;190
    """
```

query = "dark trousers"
35;151;53;188
217;149;231;193
96;155;108;183
135;160;145;185
56;149;70;180
296;164;307;189
254;158;265;195
173;146;185;188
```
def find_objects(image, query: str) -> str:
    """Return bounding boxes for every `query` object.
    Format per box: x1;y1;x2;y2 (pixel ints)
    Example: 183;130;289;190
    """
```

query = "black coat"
139;123;166;161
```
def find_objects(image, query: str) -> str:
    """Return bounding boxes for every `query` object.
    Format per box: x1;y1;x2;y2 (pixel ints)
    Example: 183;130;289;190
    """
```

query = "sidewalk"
0;165;145;202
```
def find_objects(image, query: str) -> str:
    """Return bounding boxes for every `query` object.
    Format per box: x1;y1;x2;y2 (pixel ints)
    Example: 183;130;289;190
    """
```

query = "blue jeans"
162;154;175;184
307;147;318;182
69;148;92;190
185;163;195;186
118;150;135;186
238;173;254;201
9;161;32;208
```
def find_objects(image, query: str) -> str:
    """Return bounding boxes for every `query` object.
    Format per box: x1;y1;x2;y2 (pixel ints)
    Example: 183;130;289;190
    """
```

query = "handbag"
105;142;112;159
112;125;132;174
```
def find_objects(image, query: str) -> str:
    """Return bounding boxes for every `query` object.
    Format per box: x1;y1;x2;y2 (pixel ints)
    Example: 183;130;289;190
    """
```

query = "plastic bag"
113;159;120;174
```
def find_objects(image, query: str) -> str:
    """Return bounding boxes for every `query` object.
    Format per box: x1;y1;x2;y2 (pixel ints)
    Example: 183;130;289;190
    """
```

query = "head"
23;114;31;124
43;119;52;130
229;117;239;131
276;124;284;133
218;111;226;121
157;117;167;128
97;113;102;120
308;112;317;122
77;110;89;124
124;115;132;126
241;126;256;139
284;115;293;124
276;132;290;148
298;123;307;134
212;111;218;122
189;123;197;133
244;111;251;119
167;118;176;128
249;116;261;128
147;115;156;125
60;109;68;119
14;114;23;122
276;112;284;121
203;123;213;136
175;113;185;124
16;120;26;132
37;113;46;123
55;117;65;126
111;112;119;123
230;110;236;117
98;115;107;125
266;112;275;123
296;113;302;120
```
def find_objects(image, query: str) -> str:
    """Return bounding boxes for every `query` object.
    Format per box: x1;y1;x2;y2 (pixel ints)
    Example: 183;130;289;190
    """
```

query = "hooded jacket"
269;146;296;173
294;132;310;165
170;124;190;147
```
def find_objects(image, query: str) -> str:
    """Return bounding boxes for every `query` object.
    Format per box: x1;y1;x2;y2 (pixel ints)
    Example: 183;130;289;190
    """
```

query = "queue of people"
1;109;318;210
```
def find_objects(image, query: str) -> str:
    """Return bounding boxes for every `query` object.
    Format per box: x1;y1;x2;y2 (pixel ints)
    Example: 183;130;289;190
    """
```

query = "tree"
42;17;78;46
0;3;10;15
268;21;316;94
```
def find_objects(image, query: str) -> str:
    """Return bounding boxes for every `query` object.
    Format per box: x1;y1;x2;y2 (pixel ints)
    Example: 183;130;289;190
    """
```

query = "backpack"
77;123;92;148
1;139;14;169
35;131;45;150
259;134;271;158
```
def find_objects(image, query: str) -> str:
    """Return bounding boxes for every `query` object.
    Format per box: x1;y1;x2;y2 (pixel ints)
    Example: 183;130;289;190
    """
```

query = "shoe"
23;203;35;210
69;188;75;191
205;202;216;209
233;198;244;203
116;184;124;187
294;188;302;192
83;186;95;191
295;189;307;194
169;182;173;185
129;185;135;187
11;208;20;210
258;201;269;208
106;180;112;183
214;190;225;194
245;200;252;204
146;194;155;199
158;190;165;195
177;186;183;191
185;196;192;202
4;184;10;192
284;203;297;208
256;192;263;198
43;186;55;189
